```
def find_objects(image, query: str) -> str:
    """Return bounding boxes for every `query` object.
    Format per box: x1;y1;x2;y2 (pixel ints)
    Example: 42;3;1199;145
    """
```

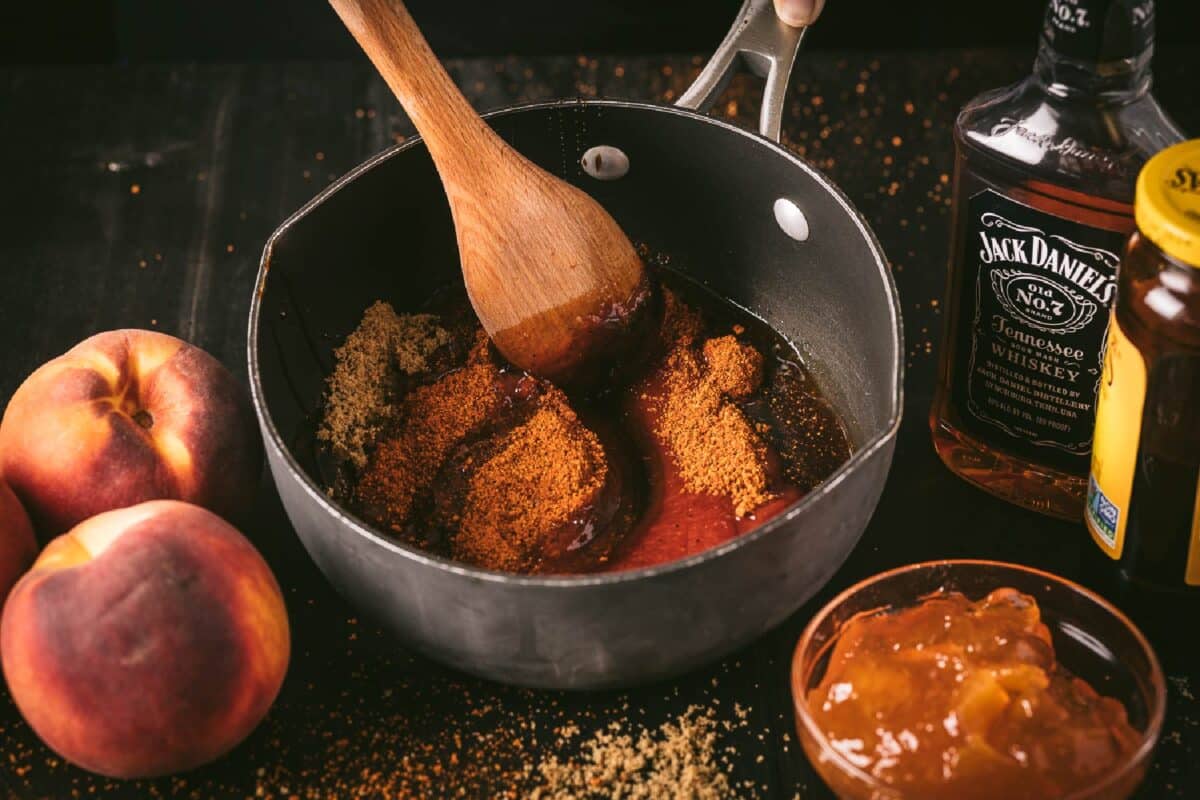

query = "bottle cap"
1135;139;1200;268
1042;0;1155;62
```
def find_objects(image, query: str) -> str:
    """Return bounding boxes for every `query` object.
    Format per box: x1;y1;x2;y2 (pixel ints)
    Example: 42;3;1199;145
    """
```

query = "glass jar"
1085;139;1200;604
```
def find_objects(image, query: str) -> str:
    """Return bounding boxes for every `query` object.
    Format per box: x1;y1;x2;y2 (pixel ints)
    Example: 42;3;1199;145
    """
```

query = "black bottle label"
1042;0;1155;62
952;189;1125;457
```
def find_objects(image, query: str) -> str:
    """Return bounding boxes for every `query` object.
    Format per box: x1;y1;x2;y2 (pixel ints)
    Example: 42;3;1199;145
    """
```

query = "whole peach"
0;480;37;602
0;330;262;536
1;500;289;778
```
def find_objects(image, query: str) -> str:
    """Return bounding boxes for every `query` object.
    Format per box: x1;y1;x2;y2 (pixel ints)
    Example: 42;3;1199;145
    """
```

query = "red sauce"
604;359;803;571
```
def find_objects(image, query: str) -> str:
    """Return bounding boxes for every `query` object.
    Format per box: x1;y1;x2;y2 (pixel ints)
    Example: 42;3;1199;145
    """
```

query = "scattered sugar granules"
530;705;737;799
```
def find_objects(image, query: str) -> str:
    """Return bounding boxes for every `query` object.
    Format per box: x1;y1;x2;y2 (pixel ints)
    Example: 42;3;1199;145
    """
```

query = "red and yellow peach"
0;330;262;536
1;500;289;778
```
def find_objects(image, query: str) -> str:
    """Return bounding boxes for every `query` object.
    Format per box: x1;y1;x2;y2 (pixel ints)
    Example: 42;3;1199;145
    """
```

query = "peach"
1;500;289;778
0;329;262;536
0;480;37;602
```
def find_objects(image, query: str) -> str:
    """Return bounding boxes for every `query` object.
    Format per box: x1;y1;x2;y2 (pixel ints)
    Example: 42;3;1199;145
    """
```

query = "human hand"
773;0;826;27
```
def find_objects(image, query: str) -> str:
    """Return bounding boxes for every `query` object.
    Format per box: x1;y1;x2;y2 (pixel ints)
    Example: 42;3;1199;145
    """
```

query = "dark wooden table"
1;49;1196;799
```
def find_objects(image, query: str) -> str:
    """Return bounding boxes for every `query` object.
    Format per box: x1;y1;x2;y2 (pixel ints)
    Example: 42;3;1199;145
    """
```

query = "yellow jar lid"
1136;139;1200;268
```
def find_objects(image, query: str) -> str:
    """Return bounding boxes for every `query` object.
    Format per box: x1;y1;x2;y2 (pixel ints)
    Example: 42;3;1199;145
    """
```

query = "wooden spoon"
328;0;651;384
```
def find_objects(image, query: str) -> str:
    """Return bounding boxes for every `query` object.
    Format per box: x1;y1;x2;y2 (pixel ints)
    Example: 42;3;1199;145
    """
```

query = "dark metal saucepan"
248;0;903;689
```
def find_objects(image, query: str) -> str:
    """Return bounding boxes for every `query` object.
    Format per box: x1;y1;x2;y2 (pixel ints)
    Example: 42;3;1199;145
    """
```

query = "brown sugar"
453;390;608;573
356;363;503;528
323;278;850;575
653;295;774;518
465;327;495;365
659;287;704;347
653;336;773;517
394;314;453;375
703;334;764;398
530;705;735;799
318;302;451;469
236;683;752;800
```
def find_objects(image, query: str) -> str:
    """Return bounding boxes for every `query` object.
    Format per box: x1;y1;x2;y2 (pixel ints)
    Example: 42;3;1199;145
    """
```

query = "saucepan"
248;0;903;689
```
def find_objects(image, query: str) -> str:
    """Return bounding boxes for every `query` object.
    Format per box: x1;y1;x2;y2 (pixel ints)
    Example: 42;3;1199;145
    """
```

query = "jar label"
1085;316;1146;559
954;188;1125;456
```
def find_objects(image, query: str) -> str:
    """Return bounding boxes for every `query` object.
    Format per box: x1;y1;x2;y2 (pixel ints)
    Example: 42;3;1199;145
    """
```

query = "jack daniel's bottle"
930;0;1182;519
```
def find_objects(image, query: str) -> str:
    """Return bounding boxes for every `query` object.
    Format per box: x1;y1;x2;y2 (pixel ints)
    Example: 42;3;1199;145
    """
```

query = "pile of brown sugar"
321;282;844;575
530;705;736;799
651;331;773;517
452;389;609;572
703;335;765;398
355;361;504;530
348;314;612;571
318;301;452;470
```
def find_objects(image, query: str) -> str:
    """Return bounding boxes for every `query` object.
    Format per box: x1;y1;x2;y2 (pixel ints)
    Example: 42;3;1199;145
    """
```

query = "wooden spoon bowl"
328;0;652;384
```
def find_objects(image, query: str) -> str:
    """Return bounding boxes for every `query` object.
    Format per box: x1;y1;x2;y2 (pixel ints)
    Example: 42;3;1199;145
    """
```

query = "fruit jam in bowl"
790;560;1165;800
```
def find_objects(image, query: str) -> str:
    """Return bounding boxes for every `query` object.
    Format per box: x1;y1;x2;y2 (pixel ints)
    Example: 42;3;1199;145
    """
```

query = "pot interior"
252;101;901;518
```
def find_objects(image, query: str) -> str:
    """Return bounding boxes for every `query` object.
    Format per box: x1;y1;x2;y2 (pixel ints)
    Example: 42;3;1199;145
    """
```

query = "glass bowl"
790;560;1166;800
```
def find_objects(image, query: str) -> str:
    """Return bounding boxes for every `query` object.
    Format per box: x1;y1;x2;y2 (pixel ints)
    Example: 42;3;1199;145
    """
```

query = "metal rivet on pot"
774;198;810;242
581;145;630;181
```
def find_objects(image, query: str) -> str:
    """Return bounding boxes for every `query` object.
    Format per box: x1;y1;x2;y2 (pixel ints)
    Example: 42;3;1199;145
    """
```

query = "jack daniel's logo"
978;212;1118;334
956;188;1127;456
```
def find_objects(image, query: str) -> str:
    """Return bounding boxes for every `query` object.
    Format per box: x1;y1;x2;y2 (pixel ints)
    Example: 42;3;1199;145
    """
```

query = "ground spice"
356;362;503;528
653;333;773;517
318;302;451;469
453;390;608;572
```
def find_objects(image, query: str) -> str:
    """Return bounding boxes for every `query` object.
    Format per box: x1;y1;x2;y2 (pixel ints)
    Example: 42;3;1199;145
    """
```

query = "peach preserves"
807;588;1140;799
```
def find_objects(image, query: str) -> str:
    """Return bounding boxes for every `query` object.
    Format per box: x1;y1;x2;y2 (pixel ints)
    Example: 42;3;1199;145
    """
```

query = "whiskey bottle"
930;0;1182;519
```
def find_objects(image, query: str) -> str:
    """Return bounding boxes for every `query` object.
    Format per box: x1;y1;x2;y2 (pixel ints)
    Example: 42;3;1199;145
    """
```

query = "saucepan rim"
246;97;905;588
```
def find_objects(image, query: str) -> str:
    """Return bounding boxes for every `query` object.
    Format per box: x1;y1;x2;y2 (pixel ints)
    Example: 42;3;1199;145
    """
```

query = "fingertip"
773;0;825;27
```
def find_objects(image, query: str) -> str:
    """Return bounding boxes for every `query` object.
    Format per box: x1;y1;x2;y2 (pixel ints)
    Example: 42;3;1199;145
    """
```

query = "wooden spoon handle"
327;0;505;170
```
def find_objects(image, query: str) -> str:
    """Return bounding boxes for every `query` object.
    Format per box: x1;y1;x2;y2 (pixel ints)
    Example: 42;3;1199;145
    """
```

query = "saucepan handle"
676;0;807;143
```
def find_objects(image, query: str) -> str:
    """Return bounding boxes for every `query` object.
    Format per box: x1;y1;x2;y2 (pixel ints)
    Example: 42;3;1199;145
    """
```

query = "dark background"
6;0;1200;64
1;43;1198;800
1;2;1198;799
